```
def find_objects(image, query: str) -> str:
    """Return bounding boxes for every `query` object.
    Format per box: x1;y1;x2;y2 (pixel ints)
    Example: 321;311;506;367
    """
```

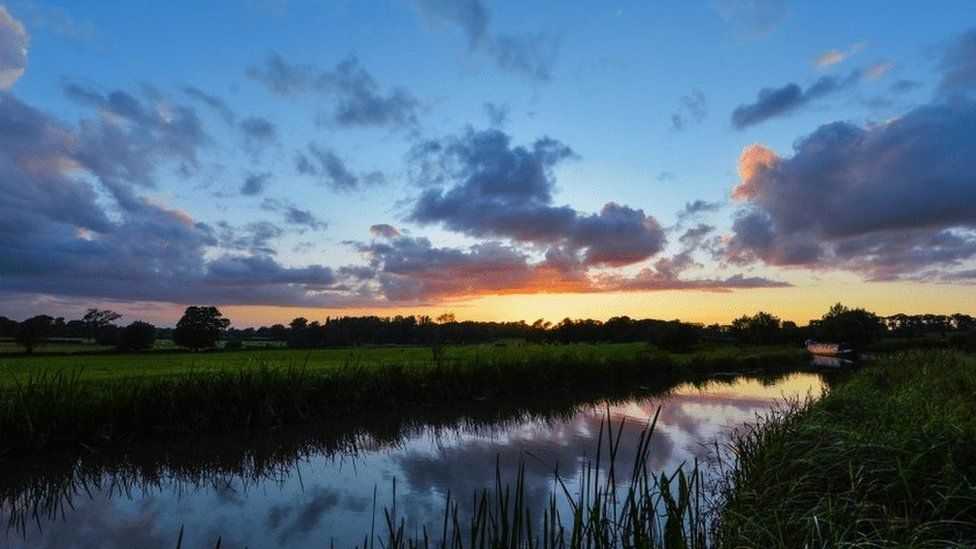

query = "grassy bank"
0;344;807;455
717;350;976;546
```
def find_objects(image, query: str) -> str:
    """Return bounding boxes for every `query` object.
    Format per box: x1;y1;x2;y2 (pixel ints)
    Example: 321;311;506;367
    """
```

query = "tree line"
1;304;974;354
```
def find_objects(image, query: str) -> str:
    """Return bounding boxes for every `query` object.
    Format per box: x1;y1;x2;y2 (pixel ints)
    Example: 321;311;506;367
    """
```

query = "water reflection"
0;371;830;548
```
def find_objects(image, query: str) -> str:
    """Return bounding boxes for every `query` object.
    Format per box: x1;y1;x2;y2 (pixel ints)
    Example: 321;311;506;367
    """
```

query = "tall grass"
374;407;709;548
0;346;809;455
715;350;976;546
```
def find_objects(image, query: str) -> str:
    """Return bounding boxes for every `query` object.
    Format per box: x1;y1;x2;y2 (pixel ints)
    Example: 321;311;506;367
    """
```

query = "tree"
730;312;782;344
172;306;230;351
654;321;702;353
15;315;54;354
82;308;122;342
817;303;885;350
118;321;157;352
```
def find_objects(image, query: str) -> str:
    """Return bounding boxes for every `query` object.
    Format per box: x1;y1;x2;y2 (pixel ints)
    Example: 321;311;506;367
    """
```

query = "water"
1;371;829;547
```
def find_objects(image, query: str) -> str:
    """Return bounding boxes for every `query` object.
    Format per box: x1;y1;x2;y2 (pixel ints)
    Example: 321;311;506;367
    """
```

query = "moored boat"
805;340;853;357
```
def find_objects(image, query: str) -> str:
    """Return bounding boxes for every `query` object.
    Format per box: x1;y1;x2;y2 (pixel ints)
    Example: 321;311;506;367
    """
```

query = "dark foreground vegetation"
0;344;807;456
716;350;976;546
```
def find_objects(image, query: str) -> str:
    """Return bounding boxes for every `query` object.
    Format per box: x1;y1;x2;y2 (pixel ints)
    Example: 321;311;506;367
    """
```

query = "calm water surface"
1;372;828;548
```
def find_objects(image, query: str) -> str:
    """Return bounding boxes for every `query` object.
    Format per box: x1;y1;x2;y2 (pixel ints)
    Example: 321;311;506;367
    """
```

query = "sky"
1;0;975;327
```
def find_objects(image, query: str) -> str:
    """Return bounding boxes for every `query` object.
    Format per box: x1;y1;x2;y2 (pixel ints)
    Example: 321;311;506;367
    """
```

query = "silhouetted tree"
15;315;54;354
118;321;157;352
173;306;230;351
0;316;18;338
654;321;702;353
817;303;885;350
730;312;782;344
82;308;122;342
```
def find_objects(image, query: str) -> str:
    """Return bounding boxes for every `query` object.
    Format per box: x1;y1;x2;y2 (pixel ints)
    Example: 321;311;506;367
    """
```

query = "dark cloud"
410;0;558;82
713;0;790;42
247;53;420;130
370;223;401;238
239;115;276;141
413;0;489;49
724;99;976;280
491;33;559;82
283;206;327;230
482;101;509;126
890;79;922;94
408;129;666;267
184;85;235;123
0;91;360;308
61;81;209;185
939;28;976;95
294;142;384;190
670;90;707;131
0;6;29;89
260;198;327;231
731;70;866;129
241;172;270;196
679;200;722;219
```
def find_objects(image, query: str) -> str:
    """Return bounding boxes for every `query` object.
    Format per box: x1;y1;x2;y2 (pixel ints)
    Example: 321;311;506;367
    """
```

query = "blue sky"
1;1;975;325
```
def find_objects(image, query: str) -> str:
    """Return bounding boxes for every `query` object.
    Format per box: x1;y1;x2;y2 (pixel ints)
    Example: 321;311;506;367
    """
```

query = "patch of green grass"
716;350;976;546
0;344;807;454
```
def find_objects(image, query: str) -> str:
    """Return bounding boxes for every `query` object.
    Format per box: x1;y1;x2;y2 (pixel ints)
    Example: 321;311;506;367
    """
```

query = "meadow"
0;343;808;455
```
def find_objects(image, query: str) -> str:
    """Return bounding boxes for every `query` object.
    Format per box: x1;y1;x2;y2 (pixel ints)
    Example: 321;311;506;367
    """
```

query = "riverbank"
0;343;808;455
716;350;976;545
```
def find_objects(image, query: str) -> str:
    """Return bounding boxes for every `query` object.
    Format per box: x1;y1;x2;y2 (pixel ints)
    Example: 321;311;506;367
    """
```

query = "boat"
805;339;853;357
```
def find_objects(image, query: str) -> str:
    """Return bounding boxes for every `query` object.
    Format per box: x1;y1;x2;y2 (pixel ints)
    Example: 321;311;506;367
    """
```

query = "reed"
374;407;709;548
715;350;976;546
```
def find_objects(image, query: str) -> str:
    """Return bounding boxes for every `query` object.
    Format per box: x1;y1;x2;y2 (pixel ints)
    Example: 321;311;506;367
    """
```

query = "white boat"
805;340;853;357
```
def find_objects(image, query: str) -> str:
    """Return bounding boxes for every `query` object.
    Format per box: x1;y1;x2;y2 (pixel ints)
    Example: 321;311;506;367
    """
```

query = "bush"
118;321;157;352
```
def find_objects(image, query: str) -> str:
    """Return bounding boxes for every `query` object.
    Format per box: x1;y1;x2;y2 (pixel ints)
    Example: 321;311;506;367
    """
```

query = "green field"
0;342;797;387
0;343;807;454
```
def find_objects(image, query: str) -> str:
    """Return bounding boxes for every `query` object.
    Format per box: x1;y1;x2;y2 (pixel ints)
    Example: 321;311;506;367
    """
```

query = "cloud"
61;81;209;184
410;0;558;82
676;200;723;225
656;171;676;182
283;206;327;230
184;86;235;123
408;129;666;267
413;0;489;49
370;223;401;238
6;1;97;40
713;0;791;42
247;53;420;130
260;198;327;231
294;142;384;190
0;6;29;89
731;69;868;129
482;101;509;126
358;234;787;302
724;99;976;280
939;27;976;95
814;42;865;70
0;90;362;308
670;90;707;131
241;172;270;196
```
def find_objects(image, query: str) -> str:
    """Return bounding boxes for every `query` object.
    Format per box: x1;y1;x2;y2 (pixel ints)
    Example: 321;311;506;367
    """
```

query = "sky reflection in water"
2;373;826;548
